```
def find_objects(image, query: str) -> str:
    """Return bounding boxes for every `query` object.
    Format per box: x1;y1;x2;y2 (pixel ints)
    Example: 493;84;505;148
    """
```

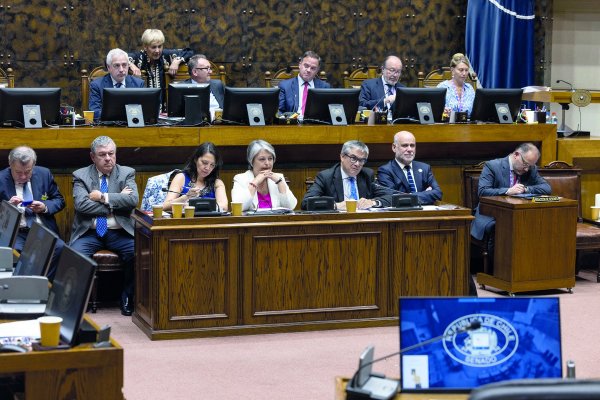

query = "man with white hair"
89;48;146;120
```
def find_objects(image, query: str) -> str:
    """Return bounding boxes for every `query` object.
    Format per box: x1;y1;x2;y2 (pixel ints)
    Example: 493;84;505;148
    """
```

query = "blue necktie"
385;84;394;97
96;175;108;237
405;166;417;193
22;183;35;228
114;82;123;88
348;177;358;200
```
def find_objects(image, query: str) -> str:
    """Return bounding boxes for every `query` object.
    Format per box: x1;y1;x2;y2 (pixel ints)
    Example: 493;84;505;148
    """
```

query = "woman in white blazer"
232;140;297;211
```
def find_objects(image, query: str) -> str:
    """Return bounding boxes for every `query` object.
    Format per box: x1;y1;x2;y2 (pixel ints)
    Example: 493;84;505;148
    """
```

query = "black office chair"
469;378;600;400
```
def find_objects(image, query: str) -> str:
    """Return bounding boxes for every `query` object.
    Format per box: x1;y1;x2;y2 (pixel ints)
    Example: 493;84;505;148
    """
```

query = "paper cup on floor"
171;203;184;218
38;316;62;347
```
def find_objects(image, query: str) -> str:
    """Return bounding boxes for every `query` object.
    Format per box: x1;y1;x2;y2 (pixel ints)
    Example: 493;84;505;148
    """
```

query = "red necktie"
301;81;309;115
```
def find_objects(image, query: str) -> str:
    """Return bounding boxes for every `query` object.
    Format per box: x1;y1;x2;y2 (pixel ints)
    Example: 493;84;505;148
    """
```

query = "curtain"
466;0;535;89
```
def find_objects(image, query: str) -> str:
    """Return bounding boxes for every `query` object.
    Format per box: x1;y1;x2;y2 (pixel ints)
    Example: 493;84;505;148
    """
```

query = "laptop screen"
399;297;562;392
13;221;57;276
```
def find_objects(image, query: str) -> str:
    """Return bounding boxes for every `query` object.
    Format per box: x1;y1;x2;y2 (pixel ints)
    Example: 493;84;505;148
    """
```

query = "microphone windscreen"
161;187;168;192
470;320;481;330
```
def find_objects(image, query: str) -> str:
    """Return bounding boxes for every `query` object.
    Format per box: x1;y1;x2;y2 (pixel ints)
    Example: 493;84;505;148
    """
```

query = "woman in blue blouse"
163;142;228;212
437;53;476;117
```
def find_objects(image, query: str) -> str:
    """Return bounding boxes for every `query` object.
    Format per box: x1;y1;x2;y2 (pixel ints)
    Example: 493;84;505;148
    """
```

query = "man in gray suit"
70;136;138;316
181;54;224;117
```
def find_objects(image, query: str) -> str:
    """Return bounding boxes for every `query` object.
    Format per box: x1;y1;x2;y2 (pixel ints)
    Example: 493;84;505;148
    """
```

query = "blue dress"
181;172;215;198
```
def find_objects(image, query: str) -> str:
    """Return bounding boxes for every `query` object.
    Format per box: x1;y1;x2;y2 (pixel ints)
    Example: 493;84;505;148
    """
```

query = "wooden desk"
522;90;600;105
335;377;468;400
476;196;577;295
132;207;473;340
0;317;124;400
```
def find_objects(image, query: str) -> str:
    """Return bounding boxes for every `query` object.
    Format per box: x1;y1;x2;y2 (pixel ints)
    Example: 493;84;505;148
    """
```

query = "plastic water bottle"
550;112;558;125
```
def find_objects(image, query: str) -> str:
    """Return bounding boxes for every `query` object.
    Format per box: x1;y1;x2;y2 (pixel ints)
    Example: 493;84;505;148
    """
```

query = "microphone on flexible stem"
556;79;574;91
346;320;482;400
161;187;184;196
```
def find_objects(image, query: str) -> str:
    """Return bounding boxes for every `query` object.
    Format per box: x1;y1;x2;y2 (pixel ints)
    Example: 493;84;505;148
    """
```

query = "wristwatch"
372;199;382;208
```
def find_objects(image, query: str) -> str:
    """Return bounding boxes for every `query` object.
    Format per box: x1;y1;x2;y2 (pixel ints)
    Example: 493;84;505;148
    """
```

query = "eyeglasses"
194;67;212;72
384;67;402;75
344;153;367;165
518;153;533;169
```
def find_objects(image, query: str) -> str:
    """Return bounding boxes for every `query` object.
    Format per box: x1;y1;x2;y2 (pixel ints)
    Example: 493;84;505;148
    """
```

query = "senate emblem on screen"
442;314;519;367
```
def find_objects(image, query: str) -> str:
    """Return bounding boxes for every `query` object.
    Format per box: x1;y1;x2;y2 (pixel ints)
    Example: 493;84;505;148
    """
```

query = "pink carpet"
91;269;600;399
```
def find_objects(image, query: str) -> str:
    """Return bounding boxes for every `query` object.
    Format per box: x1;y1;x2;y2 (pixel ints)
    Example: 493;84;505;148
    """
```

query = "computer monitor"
13;221;57;277
221;87;279;125
0;200;21;248
0;88;61;127
392;87;446;123
303;88;360;125
470;88;523;123
399;297;562;392
45;245;97;346
167;83;211;122
100;88;161;124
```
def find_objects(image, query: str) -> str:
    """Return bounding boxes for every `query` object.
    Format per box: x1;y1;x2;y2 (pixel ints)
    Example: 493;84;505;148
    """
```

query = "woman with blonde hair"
437;53;476;117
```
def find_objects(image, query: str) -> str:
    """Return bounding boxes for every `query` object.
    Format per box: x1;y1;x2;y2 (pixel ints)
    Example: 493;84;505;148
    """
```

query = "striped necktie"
405;166;417;193
114;82;123;88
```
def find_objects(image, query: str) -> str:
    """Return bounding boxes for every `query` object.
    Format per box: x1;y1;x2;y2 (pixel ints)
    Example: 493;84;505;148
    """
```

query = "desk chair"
342;65;380;88
418;67;478;89
89;250;123;313
264;66;328;88
0;67;15;88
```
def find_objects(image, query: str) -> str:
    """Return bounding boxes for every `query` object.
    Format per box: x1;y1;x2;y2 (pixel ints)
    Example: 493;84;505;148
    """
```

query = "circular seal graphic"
442;313;518;367
497;105;509;114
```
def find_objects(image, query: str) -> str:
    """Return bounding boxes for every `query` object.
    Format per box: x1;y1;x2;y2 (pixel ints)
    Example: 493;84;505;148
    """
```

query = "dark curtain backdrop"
465;0;535;89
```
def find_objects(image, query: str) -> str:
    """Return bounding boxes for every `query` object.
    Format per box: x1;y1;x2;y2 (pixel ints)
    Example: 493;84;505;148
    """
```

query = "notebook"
398;297;562;392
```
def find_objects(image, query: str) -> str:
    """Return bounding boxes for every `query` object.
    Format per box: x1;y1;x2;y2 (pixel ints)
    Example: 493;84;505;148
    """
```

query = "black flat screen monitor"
0;200;21;248
0;88;61;127
45;245;97;345
470;88;523;123
13;221;57;277
392;87;446;123
167;83;211;121
222;87;279;125
100;88;161;124
303;88;360;125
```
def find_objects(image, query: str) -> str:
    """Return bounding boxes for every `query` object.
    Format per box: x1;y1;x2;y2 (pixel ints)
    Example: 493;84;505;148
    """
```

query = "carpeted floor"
91;269;600;400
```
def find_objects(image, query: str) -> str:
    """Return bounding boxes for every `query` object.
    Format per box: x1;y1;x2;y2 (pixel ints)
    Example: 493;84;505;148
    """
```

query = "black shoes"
120;296;133;316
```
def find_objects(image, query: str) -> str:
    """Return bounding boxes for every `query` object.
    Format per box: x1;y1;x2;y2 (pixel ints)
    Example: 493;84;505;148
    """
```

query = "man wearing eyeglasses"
180;54;224;117
89;48;146;120
278;51;331;115
301;140;394;211
471;142;551;246
359;55;405;111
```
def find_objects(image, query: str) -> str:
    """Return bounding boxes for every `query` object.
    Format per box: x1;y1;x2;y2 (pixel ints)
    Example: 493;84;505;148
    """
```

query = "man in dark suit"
377;130;442;205
278;50;331;114
180;54;224;117
0;146;65;280
89;48;146;120
471;142;551;243
70;136;139;316
301;140;394;211
359;55;404;112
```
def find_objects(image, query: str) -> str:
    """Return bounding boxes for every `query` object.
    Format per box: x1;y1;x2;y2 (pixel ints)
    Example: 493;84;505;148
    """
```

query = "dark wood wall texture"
0;0;553;111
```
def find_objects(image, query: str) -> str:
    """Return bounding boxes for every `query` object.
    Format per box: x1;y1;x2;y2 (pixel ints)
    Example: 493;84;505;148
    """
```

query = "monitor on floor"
399;297;562;392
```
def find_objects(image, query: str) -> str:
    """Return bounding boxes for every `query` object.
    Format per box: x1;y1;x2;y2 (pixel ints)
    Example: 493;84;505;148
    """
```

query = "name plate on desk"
532;195;561;203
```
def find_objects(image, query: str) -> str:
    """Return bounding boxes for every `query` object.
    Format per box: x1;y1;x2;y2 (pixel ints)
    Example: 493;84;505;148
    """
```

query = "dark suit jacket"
377;160;442;205
70;164;139;244
359;78;405;110
471;156;551;240
89;74;146;119
181;78;225;108
301;163;394;210
0;166;65;235
278;77;331;113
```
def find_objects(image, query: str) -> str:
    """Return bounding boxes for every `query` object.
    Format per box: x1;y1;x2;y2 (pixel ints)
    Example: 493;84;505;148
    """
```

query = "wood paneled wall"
0;0;552;110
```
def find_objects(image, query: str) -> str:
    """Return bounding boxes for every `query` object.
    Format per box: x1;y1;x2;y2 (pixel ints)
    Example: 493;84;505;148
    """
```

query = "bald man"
359;55;405;111
377;130;442;205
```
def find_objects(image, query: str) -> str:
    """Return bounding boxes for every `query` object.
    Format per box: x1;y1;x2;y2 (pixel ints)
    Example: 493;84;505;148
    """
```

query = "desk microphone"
161;187;184;196
346;320;481;399
556;79;574;91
